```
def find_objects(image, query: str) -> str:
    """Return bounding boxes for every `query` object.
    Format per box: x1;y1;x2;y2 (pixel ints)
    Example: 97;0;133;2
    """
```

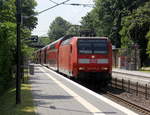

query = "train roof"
46;35;73;47
39;36;110;51
76;37;108;39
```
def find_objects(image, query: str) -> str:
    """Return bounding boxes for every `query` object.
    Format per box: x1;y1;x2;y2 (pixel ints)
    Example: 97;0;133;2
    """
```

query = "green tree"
80;11;96;36
120;1;150;66
22;0;38;30
38;36;51;46
146;31;150;57
81;0;148;47
0;0;38;93
48;17;71;40
66;25;80;36
0;22;16;92
0;0;16;23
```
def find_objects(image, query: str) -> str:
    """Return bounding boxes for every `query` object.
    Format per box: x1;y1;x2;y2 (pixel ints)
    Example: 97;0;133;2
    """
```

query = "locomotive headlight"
91;55;95;58
79;67;84;70
102;67;108;70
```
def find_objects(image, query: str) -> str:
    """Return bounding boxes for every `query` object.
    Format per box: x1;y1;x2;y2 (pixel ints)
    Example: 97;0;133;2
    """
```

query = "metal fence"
110;77;150;100
113;46;141;70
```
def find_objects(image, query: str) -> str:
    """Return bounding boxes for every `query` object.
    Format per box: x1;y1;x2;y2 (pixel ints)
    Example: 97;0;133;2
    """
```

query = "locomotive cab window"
77;39;108;54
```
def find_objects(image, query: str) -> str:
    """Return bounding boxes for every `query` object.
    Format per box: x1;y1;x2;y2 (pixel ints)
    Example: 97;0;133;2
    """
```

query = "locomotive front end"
76;37;112;84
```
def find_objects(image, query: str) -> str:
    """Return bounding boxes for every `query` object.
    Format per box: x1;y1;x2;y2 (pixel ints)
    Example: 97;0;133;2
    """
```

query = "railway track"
103;91;150;115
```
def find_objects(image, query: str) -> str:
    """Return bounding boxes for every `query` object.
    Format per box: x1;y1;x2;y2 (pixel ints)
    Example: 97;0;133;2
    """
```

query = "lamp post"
16;0;21;104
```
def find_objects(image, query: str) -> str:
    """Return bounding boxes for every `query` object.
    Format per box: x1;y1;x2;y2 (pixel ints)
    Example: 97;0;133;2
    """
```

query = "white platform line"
39;67;106;115
43;66;139;115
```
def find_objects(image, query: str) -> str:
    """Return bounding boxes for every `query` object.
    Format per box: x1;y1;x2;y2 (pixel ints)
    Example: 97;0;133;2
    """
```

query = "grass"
140;67;150;72
0;72;35;115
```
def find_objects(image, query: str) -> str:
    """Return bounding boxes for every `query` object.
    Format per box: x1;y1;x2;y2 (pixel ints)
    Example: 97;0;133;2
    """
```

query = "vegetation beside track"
0;73;35;115
0;0;37;96
140;67;150;72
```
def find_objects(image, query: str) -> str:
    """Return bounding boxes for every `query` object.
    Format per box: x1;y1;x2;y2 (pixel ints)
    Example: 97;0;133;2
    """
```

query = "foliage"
0;0;37;93
80;11;96;36
22;44;35;60
120;1;150;66
0;0;16;23
38;36;51;45
94;0;114;36
146;31;150;57
22;0;38;30
48;17;71;40
66;25;80;36
81;0;148;48
0;22;16;92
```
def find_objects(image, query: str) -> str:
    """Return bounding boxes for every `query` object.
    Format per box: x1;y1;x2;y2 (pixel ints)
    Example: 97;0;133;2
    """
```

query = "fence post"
136;82;138;96
145;84;148;100
122;79;124;90
110;78;112;88
115;78;117;88
128;80;130;93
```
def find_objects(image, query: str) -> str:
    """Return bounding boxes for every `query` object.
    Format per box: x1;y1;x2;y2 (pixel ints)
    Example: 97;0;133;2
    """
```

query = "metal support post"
16;0;21;104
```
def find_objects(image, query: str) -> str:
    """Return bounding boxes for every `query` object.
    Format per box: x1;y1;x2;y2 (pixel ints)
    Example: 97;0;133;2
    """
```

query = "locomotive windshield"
78;39;108;54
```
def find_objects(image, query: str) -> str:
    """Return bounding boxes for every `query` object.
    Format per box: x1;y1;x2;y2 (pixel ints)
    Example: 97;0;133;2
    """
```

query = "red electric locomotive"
58;37;112;83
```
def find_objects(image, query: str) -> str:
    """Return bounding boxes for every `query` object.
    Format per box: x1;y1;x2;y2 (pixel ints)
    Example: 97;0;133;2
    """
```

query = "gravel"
105;87;150;115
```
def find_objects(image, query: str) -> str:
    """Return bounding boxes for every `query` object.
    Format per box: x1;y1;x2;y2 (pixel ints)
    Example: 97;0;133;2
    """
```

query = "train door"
68;44;72;76
44;48;47;64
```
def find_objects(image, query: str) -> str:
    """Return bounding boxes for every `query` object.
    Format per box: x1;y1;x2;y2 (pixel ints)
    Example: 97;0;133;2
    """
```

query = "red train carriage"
58;37;112;83
46;42;58;70
40;46;49;65
46;35;72;71
35;49;41;64
40;47;45;64
35;46;48;65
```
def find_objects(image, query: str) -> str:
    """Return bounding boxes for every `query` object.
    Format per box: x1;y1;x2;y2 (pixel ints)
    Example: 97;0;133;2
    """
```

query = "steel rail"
105;92;150;115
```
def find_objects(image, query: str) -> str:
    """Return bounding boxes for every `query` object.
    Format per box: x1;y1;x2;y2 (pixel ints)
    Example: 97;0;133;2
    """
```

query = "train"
35;35;112;86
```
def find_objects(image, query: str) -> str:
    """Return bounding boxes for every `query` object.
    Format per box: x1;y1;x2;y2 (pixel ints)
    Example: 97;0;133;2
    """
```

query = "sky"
32;0;94;37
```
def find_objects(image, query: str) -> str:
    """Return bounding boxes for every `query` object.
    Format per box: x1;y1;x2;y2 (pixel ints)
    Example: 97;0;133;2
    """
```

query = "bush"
0;22;16;93
146;31;150;57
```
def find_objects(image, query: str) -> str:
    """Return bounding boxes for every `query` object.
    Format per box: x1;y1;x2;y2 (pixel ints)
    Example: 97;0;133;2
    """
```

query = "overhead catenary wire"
63;3;94;7
38;0;71;15
38;0;94;15
48;0;94;7
48;0;93;7
48;0;58;5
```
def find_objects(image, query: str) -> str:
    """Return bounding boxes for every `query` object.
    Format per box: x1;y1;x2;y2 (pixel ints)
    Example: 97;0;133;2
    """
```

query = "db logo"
90;59;97;63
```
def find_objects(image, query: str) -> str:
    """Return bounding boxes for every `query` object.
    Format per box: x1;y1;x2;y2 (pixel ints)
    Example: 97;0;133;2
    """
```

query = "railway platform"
112;68;150;78
112;68;150;85
30;64;139;115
